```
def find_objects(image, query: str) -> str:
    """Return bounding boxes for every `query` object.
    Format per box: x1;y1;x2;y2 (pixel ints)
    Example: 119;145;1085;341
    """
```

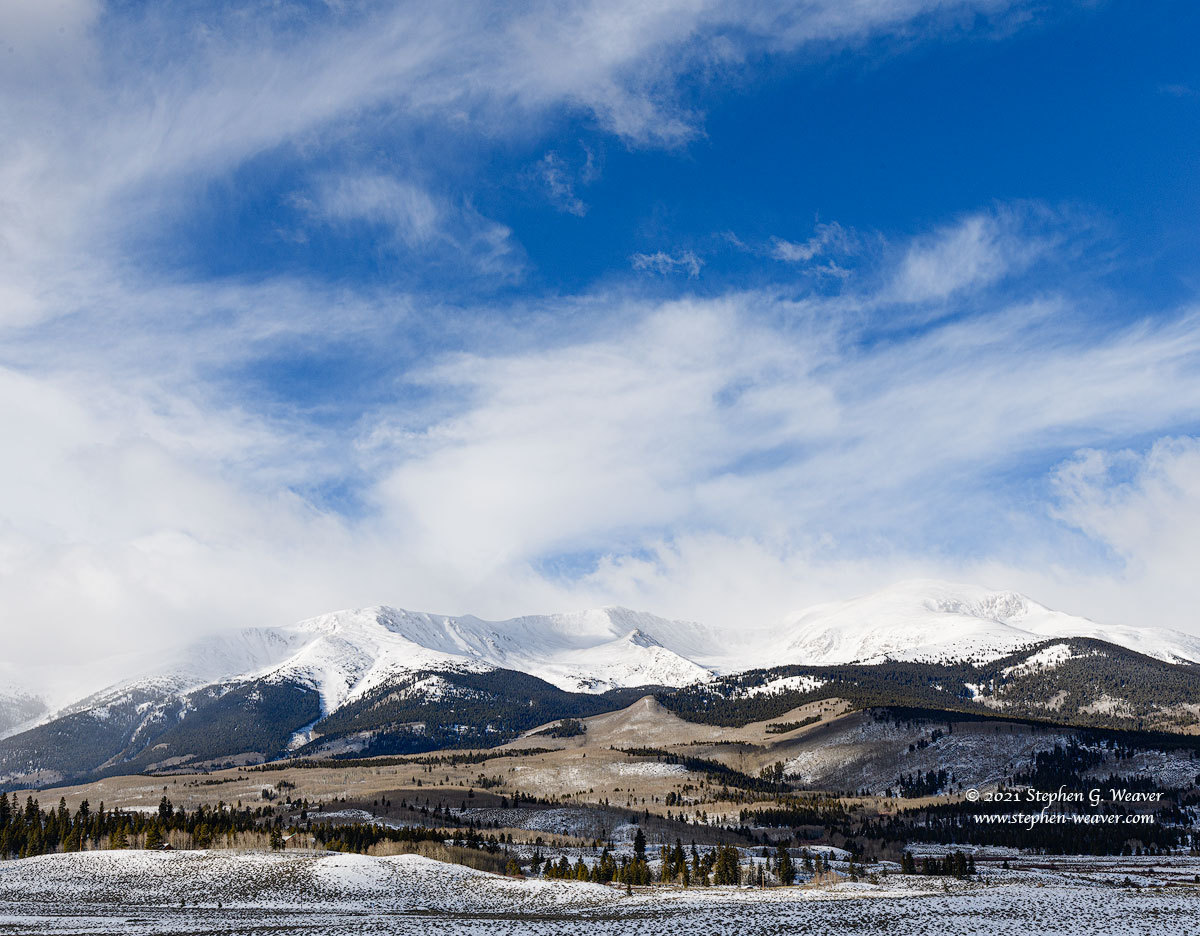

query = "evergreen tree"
775;844;796;885
713;844;741;885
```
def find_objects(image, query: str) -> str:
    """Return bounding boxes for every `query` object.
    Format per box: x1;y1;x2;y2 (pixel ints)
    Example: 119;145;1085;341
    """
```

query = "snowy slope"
528;628;716;692
0;684;46;740
52;625;315;721
774;580;1200;666
0;662;49;739
5;605;717;757
263;607;495;714
47;605;717;727
265;605;714;711
0;849;620;914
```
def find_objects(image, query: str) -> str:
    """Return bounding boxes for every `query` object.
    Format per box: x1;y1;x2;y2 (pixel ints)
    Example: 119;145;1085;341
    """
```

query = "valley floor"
0;850;1197;935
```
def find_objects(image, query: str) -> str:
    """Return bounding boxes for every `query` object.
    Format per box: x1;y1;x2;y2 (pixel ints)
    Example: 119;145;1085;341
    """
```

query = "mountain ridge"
3;580;1198;789
774;579;1200;667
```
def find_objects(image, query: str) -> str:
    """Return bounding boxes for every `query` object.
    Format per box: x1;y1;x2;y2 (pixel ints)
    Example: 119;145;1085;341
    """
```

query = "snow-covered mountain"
774;580;1200;666
0;684;47;740
19;582;1200;732
12;605;713;765
61;605;715;726
250;605;714;708
0;662;48;740
4;581;1199;788
0;606;720;785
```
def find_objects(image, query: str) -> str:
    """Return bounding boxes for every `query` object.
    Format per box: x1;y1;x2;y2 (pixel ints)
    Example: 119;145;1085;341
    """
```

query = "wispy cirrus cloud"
881;203;1091;307
11;0;1187;688
299;174;443;248
0;0;1043;325
3;196;1200;682
534;149;598;217
631;250;704;277
769;222;853;263
350;260;1200;632
292;172;523;275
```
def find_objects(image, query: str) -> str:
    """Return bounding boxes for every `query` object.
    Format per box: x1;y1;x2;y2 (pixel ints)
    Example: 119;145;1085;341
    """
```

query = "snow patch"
738;675;826;698
1001;643;1090;678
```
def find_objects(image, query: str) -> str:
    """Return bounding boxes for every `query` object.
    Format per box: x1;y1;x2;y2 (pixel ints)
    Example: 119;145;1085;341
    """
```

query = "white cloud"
366;302;833;564
0;0;1039;329
631;250;703;277
347;287;1200;635
9;1;1176;687
535;151;592;216
1053;437;1200;578
936;436;1200;640
770;222;852;263
887;205;1062;304
2;187;1198;687
0;0;101;91
1159;83;1198;99
302;174;442;246
295;172;522;274
2;275;1200;685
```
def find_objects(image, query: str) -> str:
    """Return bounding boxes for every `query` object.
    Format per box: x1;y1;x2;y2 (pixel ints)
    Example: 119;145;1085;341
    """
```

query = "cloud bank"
2;0;1196;696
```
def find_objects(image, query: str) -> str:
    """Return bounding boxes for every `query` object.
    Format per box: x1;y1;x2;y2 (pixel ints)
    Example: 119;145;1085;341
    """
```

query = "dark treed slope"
655;638;1200;732
296;670;647;757
0;680;321;788
0;670;647;788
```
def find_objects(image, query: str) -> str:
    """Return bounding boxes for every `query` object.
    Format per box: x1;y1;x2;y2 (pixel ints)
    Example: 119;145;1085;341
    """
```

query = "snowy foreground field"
0;850;1197;936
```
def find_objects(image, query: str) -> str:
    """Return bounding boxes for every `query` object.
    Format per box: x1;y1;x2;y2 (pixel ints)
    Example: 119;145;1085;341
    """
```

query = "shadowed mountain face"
2;582;1198;790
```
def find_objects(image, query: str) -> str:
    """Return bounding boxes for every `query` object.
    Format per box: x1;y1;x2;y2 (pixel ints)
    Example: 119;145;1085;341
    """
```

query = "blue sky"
1;0;1199;679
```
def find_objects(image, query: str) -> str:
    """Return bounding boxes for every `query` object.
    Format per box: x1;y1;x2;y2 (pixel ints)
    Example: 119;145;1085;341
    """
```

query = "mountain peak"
778;580;1200;666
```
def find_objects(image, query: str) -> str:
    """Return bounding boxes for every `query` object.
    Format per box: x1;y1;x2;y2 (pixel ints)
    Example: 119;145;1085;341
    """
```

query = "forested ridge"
298;669;636;756
655;638;1200;732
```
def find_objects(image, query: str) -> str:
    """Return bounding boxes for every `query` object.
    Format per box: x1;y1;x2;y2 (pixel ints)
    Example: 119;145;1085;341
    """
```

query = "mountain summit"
775;580;1200;667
